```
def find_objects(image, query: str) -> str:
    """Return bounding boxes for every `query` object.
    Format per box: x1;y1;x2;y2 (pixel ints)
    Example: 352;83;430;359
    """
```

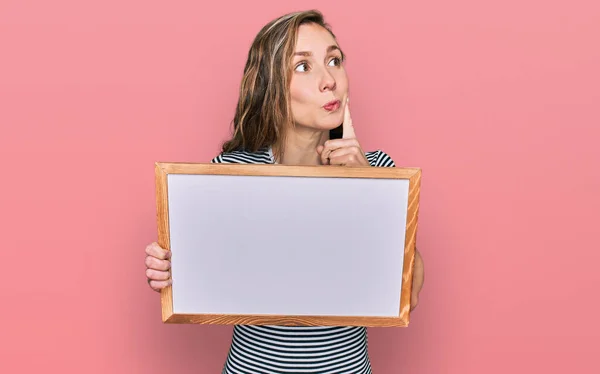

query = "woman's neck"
273;127;329;165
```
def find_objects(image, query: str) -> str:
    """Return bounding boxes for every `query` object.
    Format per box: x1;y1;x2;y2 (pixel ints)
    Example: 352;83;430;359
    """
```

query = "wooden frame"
155;162;421;327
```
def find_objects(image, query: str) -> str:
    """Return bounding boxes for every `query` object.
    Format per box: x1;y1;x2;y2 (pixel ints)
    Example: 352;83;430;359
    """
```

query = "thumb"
316;145;324;155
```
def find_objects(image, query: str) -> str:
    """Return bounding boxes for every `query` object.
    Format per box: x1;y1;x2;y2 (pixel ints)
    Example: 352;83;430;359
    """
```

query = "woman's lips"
323;99;341;112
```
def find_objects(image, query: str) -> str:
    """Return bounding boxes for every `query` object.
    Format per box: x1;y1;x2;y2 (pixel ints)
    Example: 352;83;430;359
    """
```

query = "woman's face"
289;23;349;132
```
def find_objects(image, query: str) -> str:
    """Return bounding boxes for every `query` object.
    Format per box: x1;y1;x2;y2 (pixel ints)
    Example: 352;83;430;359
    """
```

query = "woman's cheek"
290;88;316;118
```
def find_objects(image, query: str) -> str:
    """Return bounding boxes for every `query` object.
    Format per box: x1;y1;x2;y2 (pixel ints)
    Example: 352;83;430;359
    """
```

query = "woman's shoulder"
365;149;396;168
211;147;273;164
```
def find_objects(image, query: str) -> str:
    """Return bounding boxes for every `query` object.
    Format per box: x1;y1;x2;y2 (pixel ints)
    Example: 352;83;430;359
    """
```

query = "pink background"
1;1;599;373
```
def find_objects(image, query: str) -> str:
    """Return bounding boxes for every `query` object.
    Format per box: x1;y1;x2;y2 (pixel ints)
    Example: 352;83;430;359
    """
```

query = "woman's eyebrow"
294;45;342;56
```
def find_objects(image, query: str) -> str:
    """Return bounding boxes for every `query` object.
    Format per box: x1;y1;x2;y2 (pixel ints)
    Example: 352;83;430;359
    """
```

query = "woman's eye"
328;57;341;66
295;62;309;72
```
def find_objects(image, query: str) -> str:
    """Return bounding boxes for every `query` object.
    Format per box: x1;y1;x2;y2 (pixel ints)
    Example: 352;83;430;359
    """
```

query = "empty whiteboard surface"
167;173;409;317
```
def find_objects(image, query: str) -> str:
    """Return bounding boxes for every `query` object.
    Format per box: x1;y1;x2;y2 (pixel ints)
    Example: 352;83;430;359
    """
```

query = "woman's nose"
320;70;337;92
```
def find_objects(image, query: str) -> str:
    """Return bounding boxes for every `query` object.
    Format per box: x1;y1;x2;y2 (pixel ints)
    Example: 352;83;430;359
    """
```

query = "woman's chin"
319;116;344;130
324;122;343;131
295;117;342;132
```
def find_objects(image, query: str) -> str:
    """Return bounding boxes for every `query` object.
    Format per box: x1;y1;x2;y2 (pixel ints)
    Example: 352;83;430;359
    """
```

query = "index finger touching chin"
342;97;356;139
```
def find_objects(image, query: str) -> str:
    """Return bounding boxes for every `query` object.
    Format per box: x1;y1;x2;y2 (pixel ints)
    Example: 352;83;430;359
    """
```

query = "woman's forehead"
294;24;338;53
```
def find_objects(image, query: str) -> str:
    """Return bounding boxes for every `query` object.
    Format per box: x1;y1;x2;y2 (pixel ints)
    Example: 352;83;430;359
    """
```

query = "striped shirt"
211;146;396;374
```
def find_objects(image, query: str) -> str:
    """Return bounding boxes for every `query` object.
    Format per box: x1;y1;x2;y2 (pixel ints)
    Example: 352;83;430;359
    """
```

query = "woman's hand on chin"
316;98;369;167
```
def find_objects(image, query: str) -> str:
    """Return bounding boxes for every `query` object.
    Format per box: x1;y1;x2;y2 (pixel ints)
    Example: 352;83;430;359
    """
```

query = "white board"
155;162;421;327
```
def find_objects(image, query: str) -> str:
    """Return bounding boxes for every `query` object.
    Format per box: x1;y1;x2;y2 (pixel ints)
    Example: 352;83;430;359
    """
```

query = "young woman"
144;9;425;374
